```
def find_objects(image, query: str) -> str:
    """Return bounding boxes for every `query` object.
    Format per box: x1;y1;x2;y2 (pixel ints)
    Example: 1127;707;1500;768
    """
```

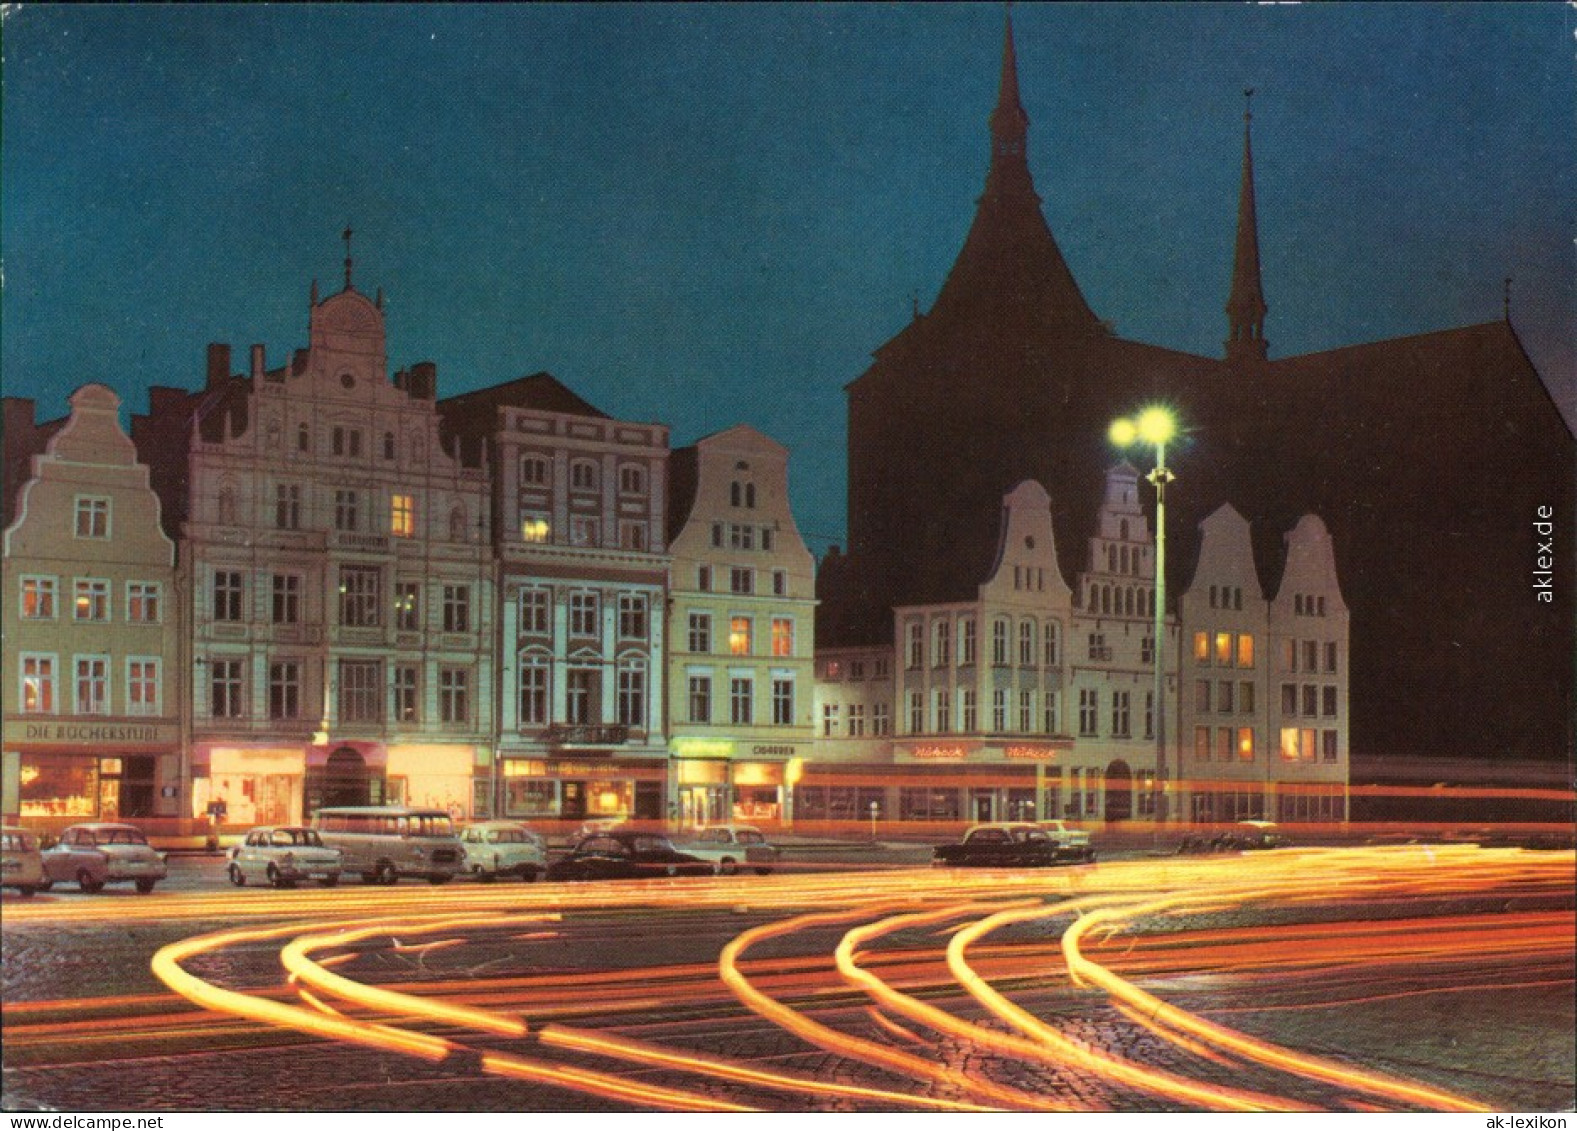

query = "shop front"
4;720;182;836
386;743;482;820
192;744;305;828
499;756;665;827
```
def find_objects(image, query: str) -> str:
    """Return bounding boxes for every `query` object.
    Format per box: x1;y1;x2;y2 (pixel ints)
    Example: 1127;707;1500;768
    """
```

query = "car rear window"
95;828;148;845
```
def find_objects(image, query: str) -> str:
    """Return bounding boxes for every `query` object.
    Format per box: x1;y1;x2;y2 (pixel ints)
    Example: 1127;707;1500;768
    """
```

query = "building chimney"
206;343;231;388
250;344;266;380
408;361;437;400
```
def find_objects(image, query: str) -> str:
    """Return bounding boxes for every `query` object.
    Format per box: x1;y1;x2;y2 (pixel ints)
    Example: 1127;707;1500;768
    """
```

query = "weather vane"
343;225;354;290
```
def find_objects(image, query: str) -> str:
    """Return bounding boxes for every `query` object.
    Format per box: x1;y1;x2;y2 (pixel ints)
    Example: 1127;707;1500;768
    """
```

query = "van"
312;806;465;885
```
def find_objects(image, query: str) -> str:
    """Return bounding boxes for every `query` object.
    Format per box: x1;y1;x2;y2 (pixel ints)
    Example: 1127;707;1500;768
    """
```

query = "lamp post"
1110;407;1177;824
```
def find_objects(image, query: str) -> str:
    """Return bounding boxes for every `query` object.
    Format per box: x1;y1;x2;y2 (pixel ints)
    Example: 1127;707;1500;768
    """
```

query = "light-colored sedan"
228;826;343;888
41;822;167;894
677;824;782;875
2;826;47;897
460;820;547;882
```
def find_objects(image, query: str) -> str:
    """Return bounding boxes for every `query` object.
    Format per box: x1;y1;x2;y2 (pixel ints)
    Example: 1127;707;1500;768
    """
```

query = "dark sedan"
932;822;1064;868
545;831;715;882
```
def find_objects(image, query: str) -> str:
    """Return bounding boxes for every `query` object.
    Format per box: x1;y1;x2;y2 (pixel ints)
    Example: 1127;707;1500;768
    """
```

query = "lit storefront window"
19;755;99;818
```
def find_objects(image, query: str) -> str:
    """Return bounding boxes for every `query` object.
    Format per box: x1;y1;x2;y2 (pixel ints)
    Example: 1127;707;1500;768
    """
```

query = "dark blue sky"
4;4;1572;552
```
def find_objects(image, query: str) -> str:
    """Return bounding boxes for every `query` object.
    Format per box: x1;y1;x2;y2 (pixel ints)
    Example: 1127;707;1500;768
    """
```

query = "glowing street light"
1110;406;1177;824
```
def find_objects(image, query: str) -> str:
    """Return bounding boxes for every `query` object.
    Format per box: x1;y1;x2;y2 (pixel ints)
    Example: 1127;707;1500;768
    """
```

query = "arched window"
619;464;645;494
1101;586;1111;615
216;487;237;525
520;454;549;486
449;506;467;541
570;459;598;490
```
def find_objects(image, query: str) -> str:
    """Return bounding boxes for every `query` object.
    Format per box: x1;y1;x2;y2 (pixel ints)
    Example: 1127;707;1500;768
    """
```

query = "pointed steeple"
1225;89;1269;363
926;11;1102;335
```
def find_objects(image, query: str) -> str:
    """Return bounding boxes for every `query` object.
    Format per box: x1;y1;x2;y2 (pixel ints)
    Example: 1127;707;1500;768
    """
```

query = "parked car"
1035;819;1097;862
460;821;547;882
40;823;167;893
227;826;343;888
545;830;715;882
932;822;1065;868
2;826;47;897
676;824;781;875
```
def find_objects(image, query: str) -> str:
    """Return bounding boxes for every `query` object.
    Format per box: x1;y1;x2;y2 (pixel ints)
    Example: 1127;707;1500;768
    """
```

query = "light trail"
9;844;1544;1112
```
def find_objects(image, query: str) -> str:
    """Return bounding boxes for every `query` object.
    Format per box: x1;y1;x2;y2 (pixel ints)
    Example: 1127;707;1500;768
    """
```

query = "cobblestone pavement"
3;851;1573;1113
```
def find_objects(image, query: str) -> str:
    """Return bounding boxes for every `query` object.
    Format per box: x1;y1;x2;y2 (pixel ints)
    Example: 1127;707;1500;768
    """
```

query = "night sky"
4;4;1572;554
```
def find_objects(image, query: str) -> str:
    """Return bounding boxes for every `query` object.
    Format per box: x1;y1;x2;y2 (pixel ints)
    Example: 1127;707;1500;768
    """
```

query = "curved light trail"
5;844;1565;1112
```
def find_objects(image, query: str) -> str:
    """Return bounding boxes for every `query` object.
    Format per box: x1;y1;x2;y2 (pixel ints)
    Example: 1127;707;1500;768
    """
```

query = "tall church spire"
1225;89;1269;362
925;11;1102;335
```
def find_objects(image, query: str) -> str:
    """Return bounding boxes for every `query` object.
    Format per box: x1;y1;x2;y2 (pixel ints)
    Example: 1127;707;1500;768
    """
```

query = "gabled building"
131;263;494;826
1177;506;1349;825
438;373;671;825
666;425;817;827
3;385;183;831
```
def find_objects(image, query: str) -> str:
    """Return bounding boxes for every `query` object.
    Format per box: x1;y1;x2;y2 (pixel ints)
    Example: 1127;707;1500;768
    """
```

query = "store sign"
1004;746;1062;760
909;745;967;761
750;744;801;758
671;737;735;759
7;720;176;746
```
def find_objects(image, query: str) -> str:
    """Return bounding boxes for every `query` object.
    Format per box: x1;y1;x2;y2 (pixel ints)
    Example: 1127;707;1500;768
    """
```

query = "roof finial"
1244;86;1255;122
342;225;354;291
1503;276;1512;321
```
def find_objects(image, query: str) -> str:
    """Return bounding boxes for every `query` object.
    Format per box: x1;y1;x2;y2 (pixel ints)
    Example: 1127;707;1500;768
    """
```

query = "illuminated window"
772;617;794;657
1193;631;1210;665
76;579;110;621
520;516;550;543
391;494;415;537
1279;727;1300;762
20;654;55;713
1300;728;1317;762
21;576;56;619
1237;634;1255;668
730;616;752;655
1237;727;1255;761
74;497;109;538
1214;632;1232;666
127;658;160;716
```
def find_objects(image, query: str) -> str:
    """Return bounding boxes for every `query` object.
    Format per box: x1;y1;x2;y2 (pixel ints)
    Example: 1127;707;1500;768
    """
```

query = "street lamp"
1110;406;1177;824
